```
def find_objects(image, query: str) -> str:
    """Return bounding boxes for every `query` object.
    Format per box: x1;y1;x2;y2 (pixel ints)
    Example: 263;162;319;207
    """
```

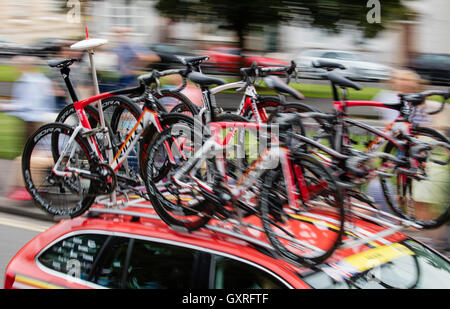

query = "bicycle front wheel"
143;123;215;231
22;123;96;218
381;127;450;229
260;153;345;267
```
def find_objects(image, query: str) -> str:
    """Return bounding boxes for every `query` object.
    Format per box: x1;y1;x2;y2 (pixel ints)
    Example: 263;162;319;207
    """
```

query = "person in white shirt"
7;56;56;139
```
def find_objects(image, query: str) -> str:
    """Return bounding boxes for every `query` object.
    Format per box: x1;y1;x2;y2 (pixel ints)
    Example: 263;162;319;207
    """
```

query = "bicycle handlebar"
400;89;450;115
237;60;299;92
137;68;190;94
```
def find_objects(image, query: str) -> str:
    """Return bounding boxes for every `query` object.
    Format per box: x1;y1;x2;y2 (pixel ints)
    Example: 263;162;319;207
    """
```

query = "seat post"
60;66;79;103
203;87;220;123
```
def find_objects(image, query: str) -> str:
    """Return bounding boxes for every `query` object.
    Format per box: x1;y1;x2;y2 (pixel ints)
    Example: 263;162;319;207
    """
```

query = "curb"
0;197;59;223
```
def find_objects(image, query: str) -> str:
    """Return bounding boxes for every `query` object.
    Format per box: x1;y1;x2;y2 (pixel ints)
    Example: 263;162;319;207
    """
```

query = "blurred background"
0;0;448;251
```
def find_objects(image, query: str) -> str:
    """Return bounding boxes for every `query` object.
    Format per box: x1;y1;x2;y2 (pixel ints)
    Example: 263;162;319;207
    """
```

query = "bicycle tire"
138;113;202;182
259;153;345;267
144;122;215;231
55;103;99;127
22;122;96;218
380;126;450;229
154;89;199;117
57;96;143;184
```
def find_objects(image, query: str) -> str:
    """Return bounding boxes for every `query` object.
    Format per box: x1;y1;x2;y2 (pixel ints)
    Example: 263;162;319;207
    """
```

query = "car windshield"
302;239;450;289
334;52;360;61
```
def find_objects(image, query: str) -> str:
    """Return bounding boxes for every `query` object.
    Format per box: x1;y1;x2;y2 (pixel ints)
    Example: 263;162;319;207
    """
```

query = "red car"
4;199;450;289
204;46;289;74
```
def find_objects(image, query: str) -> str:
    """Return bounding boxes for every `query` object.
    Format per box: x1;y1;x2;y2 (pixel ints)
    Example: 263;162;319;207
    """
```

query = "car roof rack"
88;188;422;261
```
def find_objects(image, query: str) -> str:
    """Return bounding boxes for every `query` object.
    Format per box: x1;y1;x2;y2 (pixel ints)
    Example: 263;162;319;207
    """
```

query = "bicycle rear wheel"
22;123;96;218
381;127;450;229
259;153;345;267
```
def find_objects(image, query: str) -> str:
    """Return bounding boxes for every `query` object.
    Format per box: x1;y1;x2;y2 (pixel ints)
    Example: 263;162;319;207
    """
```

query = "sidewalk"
0;158;57;222
0;196;58;222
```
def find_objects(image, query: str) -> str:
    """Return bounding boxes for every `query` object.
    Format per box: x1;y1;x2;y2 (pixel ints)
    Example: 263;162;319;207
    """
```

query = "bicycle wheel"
154;89;199;117
138;113;201;182
259;153;345;267
57;96;143;185
55;103;99;127
144;113;247;199
22;123;96;218
381;127;450;229
143;122;215;231
107;96;143;183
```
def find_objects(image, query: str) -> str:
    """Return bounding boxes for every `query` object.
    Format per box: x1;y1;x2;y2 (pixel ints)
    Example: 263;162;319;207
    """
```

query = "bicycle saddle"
327;71;362;91
312;59;346;71
188;72;226;87
47;58;78;68
178;55;209;66
263;75;305;100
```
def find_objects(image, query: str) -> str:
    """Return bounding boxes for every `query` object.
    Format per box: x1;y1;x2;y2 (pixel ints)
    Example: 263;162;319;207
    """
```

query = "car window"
335;53;359;61
212;255;286;289
37;234;108;282
125;239;200;289
322;52;338;59
302;239;450;289
92;237;130;288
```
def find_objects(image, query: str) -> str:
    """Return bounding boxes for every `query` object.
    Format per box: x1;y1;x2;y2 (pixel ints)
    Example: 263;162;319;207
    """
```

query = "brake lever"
155;77;162;96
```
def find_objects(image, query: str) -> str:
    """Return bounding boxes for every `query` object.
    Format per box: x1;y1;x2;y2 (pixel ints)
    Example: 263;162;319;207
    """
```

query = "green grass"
0;65;21;82
220;77;382;100
0;112;25;159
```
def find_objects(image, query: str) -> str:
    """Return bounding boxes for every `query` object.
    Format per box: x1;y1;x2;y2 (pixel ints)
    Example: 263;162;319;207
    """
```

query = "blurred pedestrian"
4;56;56;201
8;56;56;140
373;69;432;124
367;69;447;210
112;27;160;88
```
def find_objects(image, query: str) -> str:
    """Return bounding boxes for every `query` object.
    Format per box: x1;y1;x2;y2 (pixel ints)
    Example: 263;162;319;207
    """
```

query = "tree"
154;0;415;50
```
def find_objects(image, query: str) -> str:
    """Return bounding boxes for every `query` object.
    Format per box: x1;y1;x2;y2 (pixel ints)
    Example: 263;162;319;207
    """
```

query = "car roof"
25;197;417;276
299;49;357;56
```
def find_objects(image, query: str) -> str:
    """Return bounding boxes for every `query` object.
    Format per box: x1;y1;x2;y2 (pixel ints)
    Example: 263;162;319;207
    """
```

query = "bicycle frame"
172;121;313;211
51;89;176;179
197;80;270;124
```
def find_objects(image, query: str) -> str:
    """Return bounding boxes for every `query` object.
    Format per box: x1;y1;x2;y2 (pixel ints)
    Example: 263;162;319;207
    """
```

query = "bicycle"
153;59;321;126
292;59;450;228
21;69;203;218
142;113;347;267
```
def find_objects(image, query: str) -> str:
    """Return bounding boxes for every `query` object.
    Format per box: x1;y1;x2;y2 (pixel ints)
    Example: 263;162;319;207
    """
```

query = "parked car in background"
29;38;67;59
408;53;450;85
0;36;34;58
295;49;392;82
4;203;450;289
204;46;289;74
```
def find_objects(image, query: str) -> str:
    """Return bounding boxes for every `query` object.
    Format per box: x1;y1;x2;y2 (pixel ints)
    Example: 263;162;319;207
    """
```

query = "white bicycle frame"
51;109;170;178
197;81;264;124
